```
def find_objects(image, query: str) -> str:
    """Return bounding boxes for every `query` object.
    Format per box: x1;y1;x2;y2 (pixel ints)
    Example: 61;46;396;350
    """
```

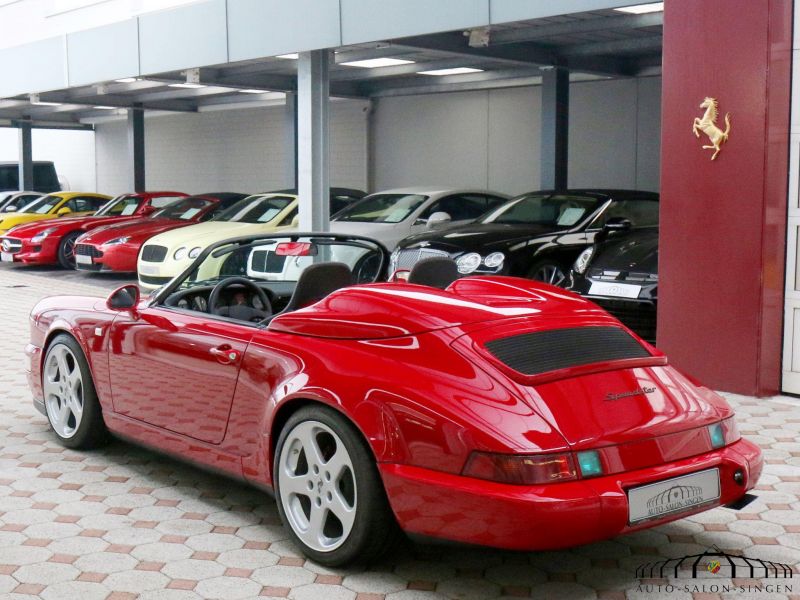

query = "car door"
106;306;255;444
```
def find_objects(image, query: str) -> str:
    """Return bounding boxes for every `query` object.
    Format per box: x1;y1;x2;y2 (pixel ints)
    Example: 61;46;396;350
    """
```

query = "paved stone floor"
0;263;799;600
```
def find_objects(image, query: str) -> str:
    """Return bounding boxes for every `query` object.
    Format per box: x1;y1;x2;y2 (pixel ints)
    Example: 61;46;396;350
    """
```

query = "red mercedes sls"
0;192;187;268
26;233;762;566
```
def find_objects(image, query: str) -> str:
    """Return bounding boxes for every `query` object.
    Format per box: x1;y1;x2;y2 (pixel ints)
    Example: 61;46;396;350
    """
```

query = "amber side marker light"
462;452;577;485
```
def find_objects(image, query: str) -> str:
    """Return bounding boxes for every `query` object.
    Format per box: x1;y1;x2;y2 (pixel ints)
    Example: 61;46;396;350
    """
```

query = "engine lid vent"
484;326;650;376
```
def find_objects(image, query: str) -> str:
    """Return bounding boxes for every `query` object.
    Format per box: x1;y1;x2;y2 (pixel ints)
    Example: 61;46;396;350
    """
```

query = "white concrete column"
283;92;298;190
297;50;330;231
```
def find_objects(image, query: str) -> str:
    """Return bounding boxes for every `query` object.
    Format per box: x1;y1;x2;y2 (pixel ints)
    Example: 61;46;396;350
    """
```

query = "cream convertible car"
136;189;363;289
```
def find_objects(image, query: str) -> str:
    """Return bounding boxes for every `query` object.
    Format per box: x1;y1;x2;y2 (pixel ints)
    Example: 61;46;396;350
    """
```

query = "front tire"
273;405;399;566
57;232;81;269
42;334;108;449
527;259;567;287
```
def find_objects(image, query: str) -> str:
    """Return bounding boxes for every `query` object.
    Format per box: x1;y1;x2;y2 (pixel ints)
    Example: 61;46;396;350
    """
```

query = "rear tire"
273;405;400;566
57;231;81;269
42;334;109;449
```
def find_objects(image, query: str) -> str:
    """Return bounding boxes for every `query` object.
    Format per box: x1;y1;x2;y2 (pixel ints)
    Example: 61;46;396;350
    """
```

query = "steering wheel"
208;277;272;322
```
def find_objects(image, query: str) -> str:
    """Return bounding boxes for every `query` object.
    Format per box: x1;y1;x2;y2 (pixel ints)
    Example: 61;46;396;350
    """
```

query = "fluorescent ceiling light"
114;77;139;83
31;100;62;106
93;106;116;110
340;57;414;68
168;82;206;89
418;67;484;76
614;2;664;14
238;89;271;94
277;53;299;59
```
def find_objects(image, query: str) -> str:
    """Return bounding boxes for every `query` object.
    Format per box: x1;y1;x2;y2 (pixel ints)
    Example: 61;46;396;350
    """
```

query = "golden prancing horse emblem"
692;97;730;160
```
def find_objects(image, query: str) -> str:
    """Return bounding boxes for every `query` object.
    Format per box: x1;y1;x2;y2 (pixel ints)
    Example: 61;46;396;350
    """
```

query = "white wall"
95;100;369;195
0;127;96;191
372;76;661;196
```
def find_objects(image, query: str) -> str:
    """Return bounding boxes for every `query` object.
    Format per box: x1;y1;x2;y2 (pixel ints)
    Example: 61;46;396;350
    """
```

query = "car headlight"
173;247;187;260
104;236;130;246
188;246;202;259
483;252;504;269
573;246;595;274
456;252;481;274
31;227;57;244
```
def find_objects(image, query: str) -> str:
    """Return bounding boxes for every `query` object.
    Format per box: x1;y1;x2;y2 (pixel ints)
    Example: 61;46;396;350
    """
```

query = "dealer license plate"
139;264;159;276
589;280;642;299
1;252;13;262
75;254;93;265
628;468;720;524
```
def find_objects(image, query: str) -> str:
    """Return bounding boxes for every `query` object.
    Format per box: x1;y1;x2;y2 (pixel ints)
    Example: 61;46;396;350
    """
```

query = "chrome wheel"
532;263;566;286
277;420;357;553
63;237;76;262
43;344;84;438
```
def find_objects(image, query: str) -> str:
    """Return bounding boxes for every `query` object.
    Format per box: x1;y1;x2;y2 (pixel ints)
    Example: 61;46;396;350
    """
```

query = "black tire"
273;405;401;566
57;231;81;269
42;334;109;449
526;259;568;287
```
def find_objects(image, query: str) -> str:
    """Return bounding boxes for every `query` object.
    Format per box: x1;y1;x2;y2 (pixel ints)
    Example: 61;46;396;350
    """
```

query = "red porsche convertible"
0;191;187;268
26;233;762;566
73;193;247;273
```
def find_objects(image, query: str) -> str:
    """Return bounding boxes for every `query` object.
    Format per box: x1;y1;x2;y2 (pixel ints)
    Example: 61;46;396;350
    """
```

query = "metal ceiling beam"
65;79;166;99
366;75;544;97
333;45;416;63
394;32;631;77
489;12;663;45
562;35;662;56
32;92;198;113
0;120;94;131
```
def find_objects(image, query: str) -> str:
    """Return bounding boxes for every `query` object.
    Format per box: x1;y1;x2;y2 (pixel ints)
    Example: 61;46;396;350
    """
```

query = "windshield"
153;197;213;220
19;194;62;215
213;195;295;223
481;194;603;227
95;194;143;217
176;235;385;291
334;194;428;223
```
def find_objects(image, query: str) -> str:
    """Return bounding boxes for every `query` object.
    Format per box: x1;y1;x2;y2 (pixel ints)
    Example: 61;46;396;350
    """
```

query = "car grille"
0;238;22;254
141;245;168;262
588;268;657;283
484;326;651;376
75;244;103;258
394;248;451;271
593;299;657;343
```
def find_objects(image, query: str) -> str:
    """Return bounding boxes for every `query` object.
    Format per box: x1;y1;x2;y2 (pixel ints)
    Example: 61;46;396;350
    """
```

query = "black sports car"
567;226;658;343
390;189;659;286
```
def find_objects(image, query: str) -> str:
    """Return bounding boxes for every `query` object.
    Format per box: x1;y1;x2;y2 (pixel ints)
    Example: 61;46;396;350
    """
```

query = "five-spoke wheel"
274;405;399;566
42;334;108;449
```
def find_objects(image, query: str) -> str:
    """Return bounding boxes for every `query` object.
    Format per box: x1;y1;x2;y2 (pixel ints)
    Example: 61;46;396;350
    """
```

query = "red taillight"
462;451;577;485
275;242;317;256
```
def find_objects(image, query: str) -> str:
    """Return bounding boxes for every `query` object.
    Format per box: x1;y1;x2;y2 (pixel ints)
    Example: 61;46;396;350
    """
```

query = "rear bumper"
380;438;762;551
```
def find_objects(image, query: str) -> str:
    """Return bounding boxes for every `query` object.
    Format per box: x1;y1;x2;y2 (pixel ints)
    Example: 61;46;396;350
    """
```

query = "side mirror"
140;205;158;216
4;206;17;213
107;284;140;312
426;211;452;228
56;207;72;216
603;217;632;232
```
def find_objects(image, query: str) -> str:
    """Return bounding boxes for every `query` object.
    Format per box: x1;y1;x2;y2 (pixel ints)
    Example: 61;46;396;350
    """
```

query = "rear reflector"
484;326;650;376
462;452;577;485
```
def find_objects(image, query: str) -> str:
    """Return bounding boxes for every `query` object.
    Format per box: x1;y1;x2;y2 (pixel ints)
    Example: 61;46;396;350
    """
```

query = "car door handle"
210;345;240;365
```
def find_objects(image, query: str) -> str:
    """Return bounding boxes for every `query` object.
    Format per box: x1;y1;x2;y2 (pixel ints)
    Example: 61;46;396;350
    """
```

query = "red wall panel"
658;0;791;395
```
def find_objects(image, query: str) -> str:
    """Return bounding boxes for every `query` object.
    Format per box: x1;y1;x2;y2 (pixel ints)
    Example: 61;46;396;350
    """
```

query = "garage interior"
0;0;798;598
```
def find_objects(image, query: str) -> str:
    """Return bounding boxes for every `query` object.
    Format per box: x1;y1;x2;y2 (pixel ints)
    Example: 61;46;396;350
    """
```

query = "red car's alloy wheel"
273;406;400;566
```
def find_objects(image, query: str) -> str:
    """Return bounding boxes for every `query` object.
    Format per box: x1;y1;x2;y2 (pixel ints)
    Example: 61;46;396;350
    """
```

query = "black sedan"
390;189;659;286
567;226;658;343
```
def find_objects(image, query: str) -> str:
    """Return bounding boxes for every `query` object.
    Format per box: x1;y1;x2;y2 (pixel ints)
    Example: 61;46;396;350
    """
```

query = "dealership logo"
605;386;655;401
636;547;794;580
692;96;731;161
644;483;705;518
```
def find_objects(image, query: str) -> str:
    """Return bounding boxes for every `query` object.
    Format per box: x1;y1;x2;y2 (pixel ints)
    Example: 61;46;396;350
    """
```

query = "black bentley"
566;226;658;343
390;189;659;286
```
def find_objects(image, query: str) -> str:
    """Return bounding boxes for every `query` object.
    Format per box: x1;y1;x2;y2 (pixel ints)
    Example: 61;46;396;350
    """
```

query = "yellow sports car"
0;192;111;235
